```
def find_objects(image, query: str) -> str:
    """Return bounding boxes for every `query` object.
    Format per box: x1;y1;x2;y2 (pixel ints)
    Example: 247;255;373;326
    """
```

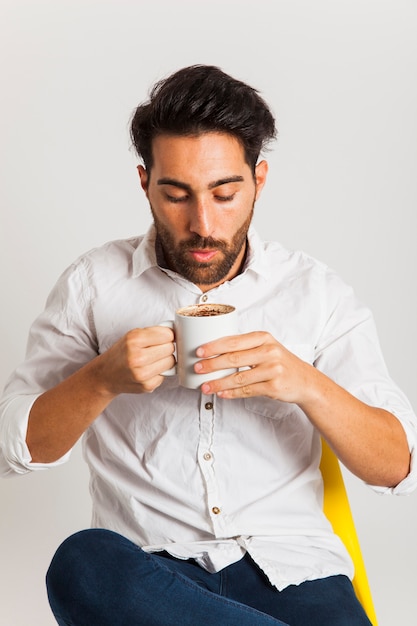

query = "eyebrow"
156;175;245;191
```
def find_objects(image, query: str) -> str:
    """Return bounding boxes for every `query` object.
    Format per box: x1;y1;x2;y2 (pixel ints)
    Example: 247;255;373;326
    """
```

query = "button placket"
199;395;215;466
197;394;226;533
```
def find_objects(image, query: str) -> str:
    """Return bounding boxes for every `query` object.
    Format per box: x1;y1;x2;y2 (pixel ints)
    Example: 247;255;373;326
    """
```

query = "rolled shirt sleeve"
0;258;98;477
0;393;71;476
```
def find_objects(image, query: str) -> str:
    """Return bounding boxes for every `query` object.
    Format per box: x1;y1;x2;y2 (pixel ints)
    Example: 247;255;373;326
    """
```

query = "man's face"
138;132;268;292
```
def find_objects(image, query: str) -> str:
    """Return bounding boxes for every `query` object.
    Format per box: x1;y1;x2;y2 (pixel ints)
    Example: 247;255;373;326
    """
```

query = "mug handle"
159;320;177;376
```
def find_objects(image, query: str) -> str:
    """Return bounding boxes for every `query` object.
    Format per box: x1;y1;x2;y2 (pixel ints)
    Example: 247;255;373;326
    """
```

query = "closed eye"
166;194;189;204
214;194;235;202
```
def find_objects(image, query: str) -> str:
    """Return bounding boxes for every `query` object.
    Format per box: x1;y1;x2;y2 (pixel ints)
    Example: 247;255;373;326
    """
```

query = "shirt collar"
132;223;270;282
243;226;270;280
132;224;160;278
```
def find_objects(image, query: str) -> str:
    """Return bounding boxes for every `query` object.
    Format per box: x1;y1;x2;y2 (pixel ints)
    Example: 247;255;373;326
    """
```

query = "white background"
0;1;416;624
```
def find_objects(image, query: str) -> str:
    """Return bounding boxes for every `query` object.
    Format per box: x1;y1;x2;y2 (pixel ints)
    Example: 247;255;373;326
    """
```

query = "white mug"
161;303;238;389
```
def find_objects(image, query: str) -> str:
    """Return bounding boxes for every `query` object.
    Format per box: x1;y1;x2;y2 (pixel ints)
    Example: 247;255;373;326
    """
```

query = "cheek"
153;207;188;241
165;211;188;232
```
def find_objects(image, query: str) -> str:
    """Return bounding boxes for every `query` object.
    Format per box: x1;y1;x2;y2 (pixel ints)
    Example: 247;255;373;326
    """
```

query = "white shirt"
1;226;416;591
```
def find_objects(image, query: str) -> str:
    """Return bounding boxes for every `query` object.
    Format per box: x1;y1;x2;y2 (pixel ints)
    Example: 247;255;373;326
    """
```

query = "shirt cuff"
0;393;71;476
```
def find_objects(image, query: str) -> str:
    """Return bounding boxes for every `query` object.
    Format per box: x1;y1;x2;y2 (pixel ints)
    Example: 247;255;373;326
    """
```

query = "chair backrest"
320;438;378;626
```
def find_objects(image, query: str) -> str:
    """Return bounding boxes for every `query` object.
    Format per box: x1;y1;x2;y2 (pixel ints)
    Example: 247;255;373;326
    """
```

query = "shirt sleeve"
314;269;417;496
0;259;98;477
0;393;71;476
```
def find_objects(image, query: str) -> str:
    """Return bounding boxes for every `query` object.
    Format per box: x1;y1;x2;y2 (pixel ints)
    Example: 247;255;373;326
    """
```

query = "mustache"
179;235;228;251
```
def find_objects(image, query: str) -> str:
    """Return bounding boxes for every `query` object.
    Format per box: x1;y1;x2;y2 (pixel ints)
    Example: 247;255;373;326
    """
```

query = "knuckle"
133;352;148;368
125;328;141;343
233;372;253;398
265;343;278;358
228;351;241;366
241;385;252;397
254;330;271;343
142;382;156;394
234;371;246;386
227;336;241;350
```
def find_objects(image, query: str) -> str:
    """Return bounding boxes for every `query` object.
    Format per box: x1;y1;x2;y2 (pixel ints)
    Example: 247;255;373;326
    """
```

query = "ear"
137;165;149;196
254;160;268;201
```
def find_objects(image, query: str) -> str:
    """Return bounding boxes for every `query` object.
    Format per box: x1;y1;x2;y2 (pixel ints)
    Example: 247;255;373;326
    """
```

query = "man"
1;65;416;626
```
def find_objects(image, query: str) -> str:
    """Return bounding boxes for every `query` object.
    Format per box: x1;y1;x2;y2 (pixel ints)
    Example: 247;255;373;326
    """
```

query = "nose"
188;197;215;238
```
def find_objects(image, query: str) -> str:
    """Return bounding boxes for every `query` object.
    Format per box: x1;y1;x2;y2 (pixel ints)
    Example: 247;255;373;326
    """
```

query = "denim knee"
46;528;133;624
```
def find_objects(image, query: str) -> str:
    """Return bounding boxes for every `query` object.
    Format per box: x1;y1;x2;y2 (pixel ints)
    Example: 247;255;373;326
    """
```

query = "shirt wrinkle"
1;225;416;591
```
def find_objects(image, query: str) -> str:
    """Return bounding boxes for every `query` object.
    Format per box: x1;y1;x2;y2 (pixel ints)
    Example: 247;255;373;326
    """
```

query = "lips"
189;249;218;263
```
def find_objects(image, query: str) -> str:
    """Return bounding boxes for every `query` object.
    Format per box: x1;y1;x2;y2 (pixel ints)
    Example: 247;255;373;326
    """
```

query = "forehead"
149;132;250;182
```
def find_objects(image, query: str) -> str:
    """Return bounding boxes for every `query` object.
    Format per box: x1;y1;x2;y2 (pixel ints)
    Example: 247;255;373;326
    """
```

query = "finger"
128;341;175;371
201;371;270;399
195;342;280;375
128;325;175;349
131;352;176;384
196;331;269;358
200;362;259;393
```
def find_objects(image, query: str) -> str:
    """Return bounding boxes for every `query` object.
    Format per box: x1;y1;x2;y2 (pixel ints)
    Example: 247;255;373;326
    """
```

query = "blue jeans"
46;529;372;626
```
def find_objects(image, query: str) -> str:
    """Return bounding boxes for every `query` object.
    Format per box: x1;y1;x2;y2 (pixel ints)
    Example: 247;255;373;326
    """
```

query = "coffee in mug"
177;303;235;317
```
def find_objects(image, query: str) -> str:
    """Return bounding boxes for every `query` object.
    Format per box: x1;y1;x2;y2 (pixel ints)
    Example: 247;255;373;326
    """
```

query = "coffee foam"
177;304;234;318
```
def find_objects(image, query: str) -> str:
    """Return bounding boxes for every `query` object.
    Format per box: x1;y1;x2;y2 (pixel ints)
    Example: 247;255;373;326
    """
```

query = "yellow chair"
320;438;378;625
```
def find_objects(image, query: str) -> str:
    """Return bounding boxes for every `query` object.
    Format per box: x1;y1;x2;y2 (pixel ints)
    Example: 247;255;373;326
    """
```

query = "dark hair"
130;65;277;172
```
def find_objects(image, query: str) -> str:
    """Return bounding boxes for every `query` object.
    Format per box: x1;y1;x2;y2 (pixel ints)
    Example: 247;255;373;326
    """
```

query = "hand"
195;331;314;402
96;326;175;396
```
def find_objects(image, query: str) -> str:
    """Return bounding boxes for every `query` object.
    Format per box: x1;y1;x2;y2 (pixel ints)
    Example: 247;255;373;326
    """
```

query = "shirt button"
201;294;208;302
205;402;213;410
212;506;221;515
203;452;212;461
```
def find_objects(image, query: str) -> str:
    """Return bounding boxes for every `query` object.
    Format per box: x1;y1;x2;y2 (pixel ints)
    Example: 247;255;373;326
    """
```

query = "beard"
152;207;254;286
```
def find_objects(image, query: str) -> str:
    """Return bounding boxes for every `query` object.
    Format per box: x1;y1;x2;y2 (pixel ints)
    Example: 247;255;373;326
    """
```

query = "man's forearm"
27;356;116;463
299;367;411;487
